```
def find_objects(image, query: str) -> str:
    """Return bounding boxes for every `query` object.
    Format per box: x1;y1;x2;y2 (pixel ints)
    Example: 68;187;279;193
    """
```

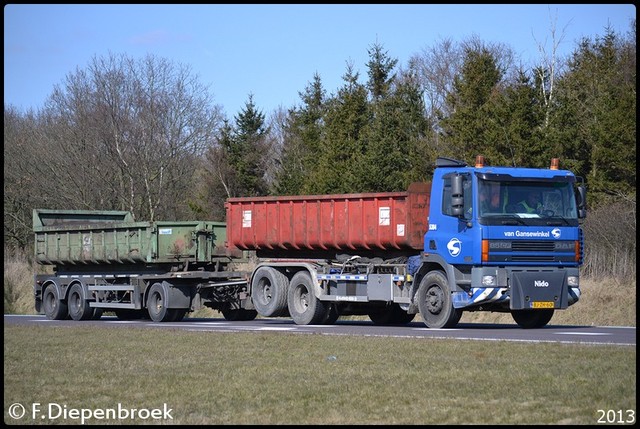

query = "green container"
33;209;229;265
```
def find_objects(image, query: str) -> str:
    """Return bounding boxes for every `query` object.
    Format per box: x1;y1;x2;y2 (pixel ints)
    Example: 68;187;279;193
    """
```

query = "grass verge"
4;324;636;425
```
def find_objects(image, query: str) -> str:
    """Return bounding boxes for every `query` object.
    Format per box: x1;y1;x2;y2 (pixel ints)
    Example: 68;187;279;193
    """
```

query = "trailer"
33;209;255;322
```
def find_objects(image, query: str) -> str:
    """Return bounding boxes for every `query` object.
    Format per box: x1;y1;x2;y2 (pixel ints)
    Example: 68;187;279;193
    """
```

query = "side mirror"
576;177;587;219
576;180;587;219
451;174;464;217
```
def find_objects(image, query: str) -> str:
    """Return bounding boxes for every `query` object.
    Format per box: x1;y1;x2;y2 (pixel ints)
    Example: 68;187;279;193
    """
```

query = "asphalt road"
4;314;635;347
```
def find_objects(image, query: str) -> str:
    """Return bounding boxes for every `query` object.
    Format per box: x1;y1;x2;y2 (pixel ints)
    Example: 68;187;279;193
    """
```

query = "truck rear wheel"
42;285;68;320
68;283;94;321
251;267;289;317
147;283;171;322
511;309;554;329
287;271;327;325
416;271;462;328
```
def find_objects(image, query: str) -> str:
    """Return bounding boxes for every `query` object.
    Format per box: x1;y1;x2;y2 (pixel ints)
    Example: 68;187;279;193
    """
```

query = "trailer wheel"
511;309;554;329
42;285;68;320
417;271;462;328
251;267;289;317
287;271;327;325
147;283;171;322
68;283;94;321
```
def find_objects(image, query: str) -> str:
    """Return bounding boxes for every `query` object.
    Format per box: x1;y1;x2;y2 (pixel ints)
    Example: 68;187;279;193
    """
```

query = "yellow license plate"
532;301;555;309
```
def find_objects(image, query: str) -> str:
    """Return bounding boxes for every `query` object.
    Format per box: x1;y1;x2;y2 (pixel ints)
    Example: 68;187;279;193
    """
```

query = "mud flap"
510;271;568;310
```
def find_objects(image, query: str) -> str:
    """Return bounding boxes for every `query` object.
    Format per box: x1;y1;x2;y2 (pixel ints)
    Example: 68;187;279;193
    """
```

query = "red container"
225;182;430;252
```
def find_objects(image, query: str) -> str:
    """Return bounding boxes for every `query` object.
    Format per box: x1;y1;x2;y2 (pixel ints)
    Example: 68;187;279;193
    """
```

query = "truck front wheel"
287;271;327;325
416;271;462;328
42;285;68;320
511;309;554;329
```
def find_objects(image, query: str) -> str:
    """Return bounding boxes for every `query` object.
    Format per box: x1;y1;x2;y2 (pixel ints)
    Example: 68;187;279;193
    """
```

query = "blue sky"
4;4;635;117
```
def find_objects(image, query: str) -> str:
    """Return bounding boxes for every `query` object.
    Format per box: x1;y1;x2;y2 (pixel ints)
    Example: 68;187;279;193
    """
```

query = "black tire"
42;285;68;320
322;304;341;325
251;267;289;317
390;305;416;324
67;283;94;321
222;308;258;321
416;271;462;328
287;271;327;325
147;283;171;322
166;308;188;322
511;309;554;329
368;304;416;325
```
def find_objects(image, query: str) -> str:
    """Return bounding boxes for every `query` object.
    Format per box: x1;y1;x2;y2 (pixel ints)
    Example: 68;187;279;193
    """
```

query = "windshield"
476;179;578;225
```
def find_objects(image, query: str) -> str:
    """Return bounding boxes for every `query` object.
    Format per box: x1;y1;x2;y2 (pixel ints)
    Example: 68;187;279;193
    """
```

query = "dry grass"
460;278;636;327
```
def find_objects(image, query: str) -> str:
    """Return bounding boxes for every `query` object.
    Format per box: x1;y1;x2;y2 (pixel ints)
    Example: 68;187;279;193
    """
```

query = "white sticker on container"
379;207;390;226
159;228;172;235
397;224;405;236
242;210;252;228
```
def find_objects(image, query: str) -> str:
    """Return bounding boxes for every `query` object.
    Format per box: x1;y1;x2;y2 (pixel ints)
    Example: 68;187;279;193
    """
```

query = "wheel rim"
69;290;80;313
259;279;272;305
44;289;56;314
151;292;163;314
293;285;309;314
425;285;444;314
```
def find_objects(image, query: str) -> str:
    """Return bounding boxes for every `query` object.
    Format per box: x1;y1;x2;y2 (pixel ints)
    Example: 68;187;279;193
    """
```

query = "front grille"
487;240;577;264
511;241;555;252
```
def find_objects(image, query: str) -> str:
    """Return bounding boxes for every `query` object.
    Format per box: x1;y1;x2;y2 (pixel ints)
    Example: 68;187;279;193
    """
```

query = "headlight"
567;276;579;287
482;275;497;286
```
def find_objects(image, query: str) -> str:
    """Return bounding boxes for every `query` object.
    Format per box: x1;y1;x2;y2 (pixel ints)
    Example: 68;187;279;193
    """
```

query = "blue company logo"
551;228;561;239
447;238;462;257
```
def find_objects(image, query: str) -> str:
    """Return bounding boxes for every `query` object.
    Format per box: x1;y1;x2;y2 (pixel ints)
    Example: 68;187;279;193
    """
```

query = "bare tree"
408;36;462;125
37;52;223;221
4;106;44;249
532;5;570;128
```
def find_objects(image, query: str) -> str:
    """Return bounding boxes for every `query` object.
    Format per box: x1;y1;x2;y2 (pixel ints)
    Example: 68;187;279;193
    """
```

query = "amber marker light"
482;239;490;262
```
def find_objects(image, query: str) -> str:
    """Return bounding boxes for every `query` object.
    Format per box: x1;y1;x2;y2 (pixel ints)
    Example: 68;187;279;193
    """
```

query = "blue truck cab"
413;156;587;329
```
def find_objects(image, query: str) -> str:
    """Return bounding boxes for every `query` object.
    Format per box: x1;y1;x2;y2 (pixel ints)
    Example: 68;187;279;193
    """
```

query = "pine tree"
439;45;504;164
309;64;369;194
552;26;636;205
230;94;270;197
274;73;326;195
